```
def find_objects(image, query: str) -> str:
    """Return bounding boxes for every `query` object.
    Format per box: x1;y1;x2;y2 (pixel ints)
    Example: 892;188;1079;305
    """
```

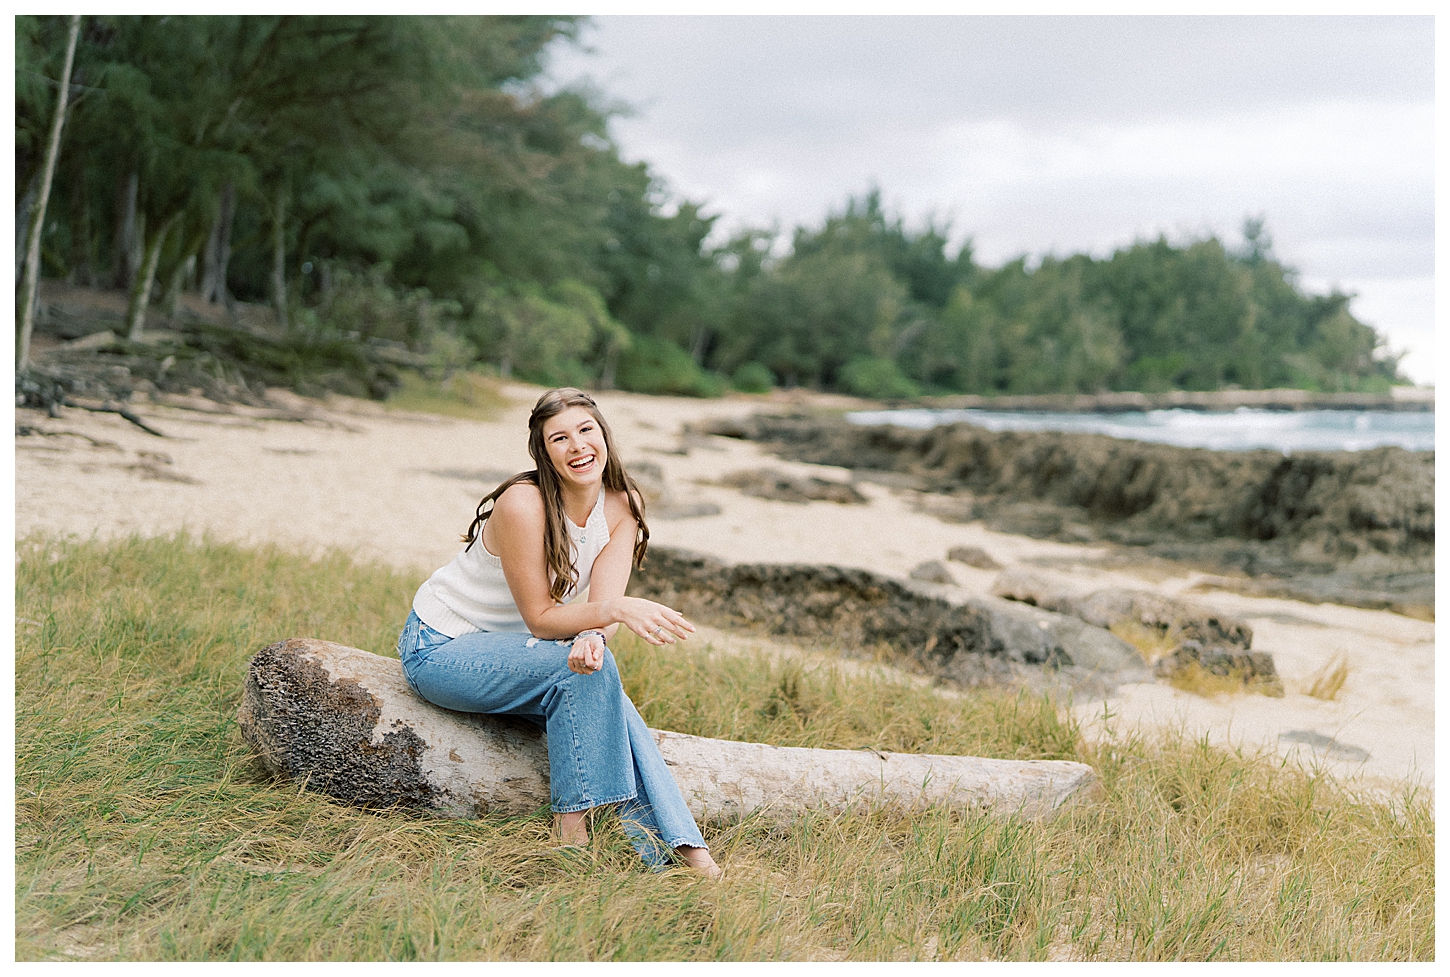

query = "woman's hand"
568;631;606;675
607;596;695;645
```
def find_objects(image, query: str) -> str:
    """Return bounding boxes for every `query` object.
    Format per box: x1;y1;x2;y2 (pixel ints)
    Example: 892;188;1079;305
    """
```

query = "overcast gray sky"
546;15;1435;385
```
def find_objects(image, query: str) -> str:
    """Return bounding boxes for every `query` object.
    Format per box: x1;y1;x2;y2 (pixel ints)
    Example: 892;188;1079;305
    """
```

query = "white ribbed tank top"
412;488;610;637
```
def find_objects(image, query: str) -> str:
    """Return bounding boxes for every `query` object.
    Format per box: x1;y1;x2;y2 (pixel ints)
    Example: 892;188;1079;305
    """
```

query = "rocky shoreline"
705;413;1434;618
915;387;1434;413
629;547;1283;700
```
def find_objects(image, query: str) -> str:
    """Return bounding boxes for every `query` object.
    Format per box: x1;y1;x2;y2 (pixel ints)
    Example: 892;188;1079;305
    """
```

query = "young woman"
397;387;720;876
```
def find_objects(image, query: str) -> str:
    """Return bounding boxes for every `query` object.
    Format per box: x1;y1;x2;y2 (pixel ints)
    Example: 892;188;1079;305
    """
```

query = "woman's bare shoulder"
491;480;545;521
604;486;642;529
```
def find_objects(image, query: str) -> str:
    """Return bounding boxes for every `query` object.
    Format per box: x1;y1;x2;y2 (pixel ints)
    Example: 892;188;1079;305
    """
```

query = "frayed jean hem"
552;790;638;815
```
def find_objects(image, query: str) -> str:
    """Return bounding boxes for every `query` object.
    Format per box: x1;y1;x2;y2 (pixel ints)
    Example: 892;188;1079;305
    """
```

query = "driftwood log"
238;639;1098;823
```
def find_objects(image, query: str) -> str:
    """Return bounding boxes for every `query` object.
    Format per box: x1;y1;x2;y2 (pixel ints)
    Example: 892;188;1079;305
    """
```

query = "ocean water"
845;407;1435;453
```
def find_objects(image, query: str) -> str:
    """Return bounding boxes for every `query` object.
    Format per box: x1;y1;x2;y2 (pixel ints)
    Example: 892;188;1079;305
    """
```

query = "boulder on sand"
238;639;1099;822
1065;589;1253;650
947;545;1002;570
909;559;955;584
1153;640;1285;696
991;569;1254;650
990;569;1277;687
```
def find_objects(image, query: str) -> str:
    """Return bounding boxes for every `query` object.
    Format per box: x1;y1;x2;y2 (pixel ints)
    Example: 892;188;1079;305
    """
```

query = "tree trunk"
15;170;39;285
600;346;619;389
16;14;81;371
112;169;141;292
271;184;289;330
200;182;234;304
124;212;179;340
238;638;1098;822
689;323;711;365
67;156;95;287
318;258;333;301
163;254;196;319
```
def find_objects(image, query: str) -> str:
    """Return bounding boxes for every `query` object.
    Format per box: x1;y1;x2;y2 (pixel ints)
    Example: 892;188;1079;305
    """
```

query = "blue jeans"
396;611;707;868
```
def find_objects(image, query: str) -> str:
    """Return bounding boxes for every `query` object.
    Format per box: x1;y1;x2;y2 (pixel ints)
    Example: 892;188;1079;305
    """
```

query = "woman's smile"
544;405;608;485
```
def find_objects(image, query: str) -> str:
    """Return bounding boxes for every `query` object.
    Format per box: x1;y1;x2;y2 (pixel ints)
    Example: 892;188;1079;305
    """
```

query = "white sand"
13;383;1433;793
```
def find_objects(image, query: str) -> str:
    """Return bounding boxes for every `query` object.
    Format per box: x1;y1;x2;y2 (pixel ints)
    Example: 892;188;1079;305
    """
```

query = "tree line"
16;15;1405;398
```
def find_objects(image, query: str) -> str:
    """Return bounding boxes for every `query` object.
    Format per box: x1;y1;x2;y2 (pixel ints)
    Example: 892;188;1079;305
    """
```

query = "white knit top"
412;488;610;637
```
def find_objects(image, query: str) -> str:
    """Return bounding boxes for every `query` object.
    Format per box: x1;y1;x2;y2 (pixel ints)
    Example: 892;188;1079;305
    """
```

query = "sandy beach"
14;382;1434;793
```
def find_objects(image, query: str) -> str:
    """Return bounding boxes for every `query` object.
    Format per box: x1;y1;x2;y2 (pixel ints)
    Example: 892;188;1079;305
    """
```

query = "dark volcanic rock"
1154;639;1284;696
1064;590;1253;650
705;413;1434;615
631;460;722;520
715;467;868;505
989;571;1278;690
947;546;1002;570
909;560;955;584
631;546;1148;692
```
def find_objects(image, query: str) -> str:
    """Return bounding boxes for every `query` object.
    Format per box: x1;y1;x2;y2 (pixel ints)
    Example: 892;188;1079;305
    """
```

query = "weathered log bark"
238;638;1098;823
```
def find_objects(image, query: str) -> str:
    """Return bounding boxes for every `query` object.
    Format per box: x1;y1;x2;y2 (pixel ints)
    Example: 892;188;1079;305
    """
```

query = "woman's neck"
559;483;600;528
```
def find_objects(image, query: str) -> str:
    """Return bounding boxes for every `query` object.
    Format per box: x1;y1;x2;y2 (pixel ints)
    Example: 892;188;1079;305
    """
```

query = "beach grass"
1303;655;1352;702
383;369;509;420
1108;619;1181;666
15;534;1432;961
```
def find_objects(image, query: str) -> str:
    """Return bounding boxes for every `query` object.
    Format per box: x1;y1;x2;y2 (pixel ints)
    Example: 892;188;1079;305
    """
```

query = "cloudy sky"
546;15;1435;385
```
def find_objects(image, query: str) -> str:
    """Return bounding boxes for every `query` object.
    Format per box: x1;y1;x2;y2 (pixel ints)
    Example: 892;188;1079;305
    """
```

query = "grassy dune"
14;535;1432;960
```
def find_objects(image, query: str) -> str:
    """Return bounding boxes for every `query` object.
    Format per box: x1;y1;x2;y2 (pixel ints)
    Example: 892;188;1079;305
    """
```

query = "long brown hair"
462;387;649;603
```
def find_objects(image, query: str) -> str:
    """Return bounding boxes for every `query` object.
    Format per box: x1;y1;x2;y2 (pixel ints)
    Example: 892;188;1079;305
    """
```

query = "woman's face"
541;405;608;489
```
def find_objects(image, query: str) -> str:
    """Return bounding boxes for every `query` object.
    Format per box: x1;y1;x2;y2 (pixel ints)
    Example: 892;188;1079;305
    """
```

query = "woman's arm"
585;488;695;644
487;483;693;644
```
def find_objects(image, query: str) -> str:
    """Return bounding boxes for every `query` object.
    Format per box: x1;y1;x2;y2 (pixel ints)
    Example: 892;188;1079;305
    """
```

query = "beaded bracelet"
575;628;607;644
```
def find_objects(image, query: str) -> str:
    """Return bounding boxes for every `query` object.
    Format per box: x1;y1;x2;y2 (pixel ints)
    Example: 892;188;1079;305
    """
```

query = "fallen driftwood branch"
63;396;167;437
238;639;1098;823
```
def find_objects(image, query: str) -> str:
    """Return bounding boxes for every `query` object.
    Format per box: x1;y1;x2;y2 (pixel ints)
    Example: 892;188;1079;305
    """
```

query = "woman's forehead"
542;405;597;437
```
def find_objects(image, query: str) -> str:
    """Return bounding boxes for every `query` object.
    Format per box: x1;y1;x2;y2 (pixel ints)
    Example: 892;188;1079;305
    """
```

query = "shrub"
615;334;724;398
731;361;775;393
315;265;455;346
839;356;920;400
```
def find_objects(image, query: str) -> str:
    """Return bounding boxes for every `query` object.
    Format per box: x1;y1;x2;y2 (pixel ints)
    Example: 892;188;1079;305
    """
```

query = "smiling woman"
398;387;720;876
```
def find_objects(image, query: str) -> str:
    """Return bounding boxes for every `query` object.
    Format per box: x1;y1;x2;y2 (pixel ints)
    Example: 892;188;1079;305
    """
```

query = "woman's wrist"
576;628;607;644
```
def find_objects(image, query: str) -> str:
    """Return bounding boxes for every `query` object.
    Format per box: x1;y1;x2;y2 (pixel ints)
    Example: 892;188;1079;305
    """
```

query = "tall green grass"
15;534;1432;960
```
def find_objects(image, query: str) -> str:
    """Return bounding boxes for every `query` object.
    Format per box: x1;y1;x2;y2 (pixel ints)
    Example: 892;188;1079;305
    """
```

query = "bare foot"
676;845;722;879
554;811;589;848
